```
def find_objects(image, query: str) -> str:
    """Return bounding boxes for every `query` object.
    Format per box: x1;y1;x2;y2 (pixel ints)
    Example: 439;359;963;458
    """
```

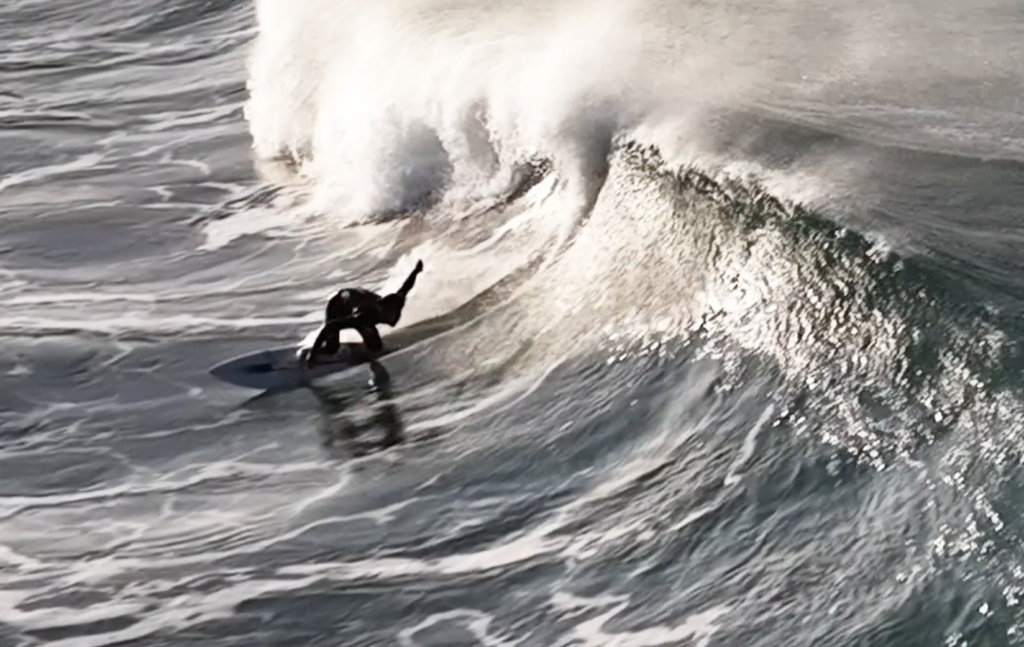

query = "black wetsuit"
306;261;422;365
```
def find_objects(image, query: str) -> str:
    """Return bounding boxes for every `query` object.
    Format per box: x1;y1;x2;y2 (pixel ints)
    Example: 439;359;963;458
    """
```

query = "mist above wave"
244;0;1024;220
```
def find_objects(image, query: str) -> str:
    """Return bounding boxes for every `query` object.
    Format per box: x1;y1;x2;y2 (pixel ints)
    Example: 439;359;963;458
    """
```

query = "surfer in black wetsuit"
304;260;424;367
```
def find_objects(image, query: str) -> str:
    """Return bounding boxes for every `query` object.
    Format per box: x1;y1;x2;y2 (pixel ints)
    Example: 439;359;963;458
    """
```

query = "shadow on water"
311;361;406;459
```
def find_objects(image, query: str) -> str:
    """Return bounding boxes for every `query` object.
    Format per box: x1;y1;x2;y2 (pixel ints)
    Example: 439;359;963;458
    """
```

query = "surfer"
304;260;424;367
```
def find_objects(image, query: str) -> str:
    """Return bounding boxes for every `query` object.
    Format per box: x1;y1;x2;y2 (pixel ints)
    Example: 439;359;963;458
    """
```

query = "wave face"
5;0;1024;645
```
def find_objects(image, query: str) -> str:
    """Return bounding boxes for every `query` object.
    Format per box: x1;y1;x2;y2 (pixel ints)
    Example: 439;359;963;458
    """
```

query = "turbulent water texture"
4;0;1024;645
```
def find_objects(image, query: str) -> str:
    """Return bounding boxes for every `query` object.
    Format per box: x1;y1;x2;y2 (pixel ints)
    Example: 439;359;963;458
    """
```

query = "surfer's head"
378;293;405;326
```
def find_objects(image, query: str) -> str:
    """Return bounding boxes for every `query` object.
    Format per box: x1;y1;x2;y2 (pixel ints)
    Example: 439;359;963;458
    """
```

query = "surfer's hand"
299;348;316;368
414;260;423;274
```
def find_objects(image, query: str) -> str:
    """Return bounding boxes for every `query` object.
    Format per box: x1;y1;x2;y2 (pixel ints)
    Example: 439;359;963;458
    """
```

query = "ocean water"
4;0;1024;645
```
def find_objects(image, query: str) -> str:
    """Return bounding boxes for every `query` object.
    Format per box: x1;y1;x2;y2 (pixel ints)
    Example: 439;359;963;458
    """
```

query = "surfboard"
208;312;463;392
208;341;377;391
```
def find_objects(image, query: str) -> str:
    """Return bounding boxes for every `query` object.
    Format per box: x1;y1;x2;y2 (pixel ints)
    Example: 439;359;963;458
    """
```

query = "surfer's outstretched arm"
397;260;424;298
308;323;337;361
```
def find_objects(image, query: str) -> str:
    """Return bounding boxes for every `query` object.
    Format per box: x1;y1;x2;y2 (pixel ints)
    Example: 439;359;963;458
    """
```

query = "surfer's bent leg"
357;326;383;353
